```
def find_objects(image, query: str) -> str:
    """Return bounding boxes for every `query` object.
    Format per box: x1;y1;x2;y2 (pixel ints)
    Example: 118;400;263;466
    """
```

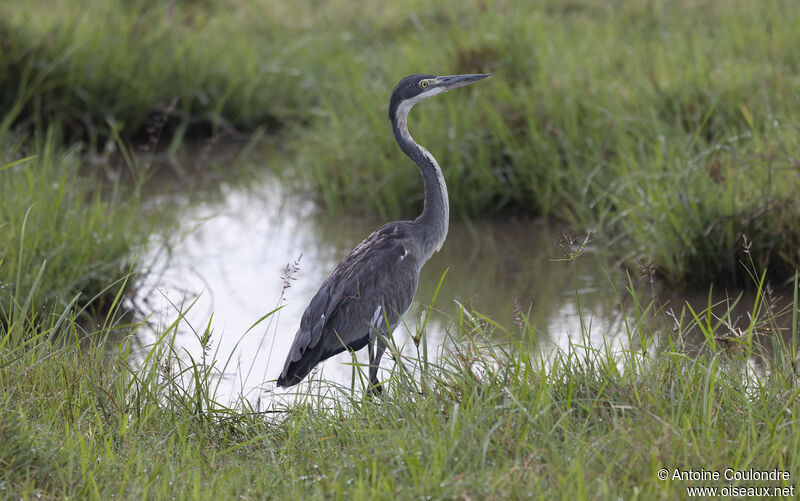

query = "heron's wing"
279;223;421;383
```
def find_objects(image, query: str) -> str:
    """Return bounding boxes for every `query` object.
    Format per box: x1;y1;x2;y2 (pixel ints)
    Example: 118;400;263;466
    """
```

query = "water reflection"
135;169;798;403
136;172;634;402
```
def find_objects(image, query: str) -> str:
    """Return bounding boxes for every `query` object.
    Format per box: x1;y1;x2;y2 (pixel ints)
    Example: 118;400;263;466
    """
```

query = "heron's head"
389;73;490;122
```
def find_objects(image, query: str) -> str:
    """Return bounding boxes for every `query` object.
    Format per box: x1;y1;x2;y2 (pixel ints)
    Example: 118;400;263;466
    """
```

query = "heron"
277;73;490;392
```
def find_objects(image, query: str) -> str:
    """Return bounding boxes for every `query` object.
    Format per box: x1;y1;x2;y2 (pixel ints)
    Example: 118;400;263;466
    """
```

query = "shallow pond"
133;155;797;404
134;166;638;402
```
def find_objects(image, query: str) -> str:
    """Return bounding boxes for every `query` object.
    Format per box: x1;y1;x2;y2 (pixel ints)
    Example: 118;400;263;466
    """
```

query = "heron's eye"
419;80;429;89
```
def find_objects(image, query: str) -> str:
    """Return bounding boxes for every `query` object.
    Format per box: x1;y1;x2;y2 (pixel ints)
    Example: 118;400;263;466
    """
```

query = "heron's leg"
368;337;375;369
369;334;387;394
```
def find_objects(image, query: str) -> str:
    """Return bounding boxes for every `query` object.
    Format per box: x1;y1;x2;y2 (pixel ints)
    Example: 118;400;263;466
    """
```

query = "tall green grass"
2;0;798;286
0;130;145;324
1;253;798;498
2;1;798;496
0;0;315;146
280;0;800;286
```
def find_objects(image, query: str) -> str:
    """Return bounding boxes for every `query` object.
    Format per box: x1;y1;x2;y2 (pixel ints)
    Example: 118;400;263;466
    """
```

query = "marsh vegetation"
2;0;799;498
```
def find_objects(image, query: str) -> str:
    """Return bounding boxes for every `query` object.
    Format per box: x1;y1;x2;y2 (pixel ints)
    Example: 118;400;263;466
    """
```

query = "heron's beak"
432;74;491;92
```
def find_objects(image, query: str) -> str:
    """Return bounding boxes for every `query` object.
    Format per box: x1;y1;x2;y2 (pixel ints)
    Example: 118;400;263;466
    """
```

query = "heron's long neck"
392;104;449;261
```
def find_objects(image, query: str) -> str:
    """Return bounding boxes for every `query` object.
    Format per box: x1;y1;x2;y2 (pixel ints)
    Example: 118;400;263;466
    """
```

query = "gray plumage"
277;73;490;391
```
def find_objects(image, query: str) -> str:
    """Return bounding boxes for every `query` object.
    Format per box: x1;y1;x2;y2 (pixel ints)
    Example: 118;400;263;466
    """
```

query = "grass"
0;0;315;147
1;2;800;496
2;0;799;286
1;250;798;498
0;130;146;324
280;0;800;287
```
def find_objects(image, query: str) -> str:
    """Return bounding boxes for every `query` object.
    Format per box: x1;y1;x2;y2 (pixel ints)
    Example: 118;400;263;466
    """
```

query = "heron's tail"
277;326;362;387
276;348;325;387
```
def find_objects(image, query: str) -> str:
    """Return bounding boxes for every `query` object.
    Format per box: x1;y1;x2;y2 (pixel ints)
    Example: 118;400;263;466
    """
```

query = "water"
133;166;634;403
134;162;797;404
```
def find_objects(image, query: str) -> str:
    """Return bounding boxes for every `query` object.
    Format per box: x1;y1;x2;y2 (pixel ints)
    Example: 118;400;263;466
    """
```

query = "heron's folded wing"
288;224;421;361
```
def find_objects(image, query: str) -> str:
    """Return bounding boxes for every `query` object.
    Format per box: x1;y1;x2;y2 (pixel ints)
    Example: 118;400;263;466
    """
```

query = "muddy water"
134;167;797;404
